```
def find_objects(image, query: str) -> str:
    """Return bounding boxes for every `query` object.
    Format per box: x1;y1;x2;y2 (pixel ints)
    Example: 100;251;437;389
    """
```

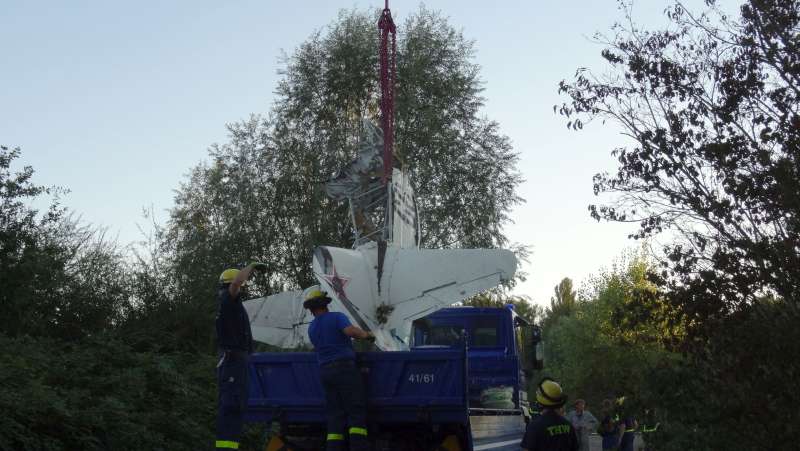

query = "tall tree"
0;146;130;340
462;293;544;324
558;0;800;321
558;1;800;448
545;277;577;327
161;5;524;329
544;255;680;424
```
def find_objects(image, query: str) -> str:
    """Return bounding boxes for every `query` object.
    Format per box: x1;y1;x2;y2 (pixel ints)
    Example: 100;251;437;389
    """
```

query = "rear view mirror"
529;325;543;370
518;324;544;373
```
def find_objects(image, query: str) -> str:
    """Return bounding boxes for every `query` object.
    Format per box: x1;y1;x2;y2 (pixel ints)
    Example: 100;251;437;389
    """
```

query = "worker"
566;398;599;451
618;416;638;451
528;401;542;422
520;377;579;451
304;285;373;451
215;262;267;450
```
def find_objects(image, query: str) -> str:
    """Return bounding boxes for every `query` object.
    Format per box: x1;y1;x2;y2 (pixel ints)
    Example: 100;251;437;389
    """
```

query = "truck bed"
245;349;468;426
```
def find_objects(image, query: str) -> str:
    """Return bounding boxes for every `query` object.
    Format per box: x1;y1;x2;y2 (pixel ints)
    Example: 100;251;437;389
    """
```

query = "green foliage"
462;292;544;324
162;5;524;317
542;254;682;421
396;8;523;249
0;333;217;451
704;300;800;448
1;6;526;448
0;146;131;341
0;146;223;449
543;277;577;330
542;253;800;450
583;254;686;349
558;2;800;447
558;0;800;320
636;299;800;451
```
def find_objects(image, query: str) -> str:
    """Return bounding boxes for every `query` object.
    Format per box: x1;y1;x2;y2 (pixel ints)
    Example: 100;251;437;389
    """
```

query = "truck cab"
411;306;543;440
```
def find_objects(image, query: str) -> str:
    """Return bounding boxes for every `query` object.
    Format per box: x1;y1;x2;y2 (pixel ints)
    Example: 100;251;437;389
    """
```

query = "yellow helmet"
536;378;567;407
219;268;240;285
303;285;327;302
302;285;330;309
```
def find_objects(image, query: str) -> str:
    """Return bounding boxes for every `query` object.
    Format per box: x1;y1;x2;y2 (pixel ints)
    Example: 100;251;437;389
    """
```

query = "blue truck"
245;306;543;450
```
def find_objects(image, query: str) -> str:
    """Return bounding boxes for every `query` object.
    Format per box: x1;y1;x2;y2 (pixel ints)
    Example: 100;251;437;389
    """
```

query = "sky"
0;1;707;307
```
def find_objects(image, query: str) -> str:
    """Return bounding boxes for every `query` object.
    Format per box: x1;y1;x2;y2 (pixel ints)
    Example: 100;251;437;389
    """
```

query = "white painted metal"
312;242;517;350
388;168;418;249
243;290;311;349
244;167;518;351
245;242;516;351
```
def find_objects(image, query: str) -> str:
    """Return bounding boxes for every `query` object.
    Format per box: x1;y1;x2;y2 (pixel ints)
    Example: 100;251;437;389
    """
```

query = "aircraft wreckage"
243;119;517;351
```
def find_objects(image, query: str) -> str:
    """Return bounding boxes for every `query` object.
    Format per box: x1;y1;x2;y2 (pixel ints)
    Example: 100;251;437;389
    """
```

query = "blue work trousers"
216;350;250;450
320;359;370;451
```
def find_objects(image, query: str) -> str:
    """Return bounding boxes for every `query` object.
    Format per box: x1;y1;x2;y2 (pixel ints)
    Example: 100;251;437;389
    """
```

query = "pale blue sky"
1;1;703;306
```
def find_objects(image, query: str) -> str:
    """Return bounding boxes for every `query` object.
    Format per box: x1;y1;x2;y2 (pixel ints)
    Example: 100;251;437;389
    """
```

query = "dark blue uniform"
619;418;636;451
308;312;369;451
600;415;621;450
521;410;579;451
215;287;253;450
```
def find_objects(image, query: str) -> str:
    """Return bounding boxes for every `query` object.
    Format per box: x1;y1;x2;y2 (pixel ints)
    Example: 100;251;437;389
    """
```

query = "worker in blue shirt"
215;262;266;450
304;285;373;451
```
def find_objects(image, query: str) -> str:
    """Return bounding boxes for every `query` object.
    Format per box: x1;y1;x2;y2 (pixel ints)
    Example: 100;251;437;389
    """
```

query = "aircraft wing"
312;244;517;350
243;290;313;349
385;247;517;325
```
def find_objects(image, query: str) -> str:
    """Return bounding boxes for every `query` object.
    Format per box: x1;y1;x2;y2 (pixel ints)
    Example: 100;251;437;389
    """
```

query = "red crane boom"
378;0;396;184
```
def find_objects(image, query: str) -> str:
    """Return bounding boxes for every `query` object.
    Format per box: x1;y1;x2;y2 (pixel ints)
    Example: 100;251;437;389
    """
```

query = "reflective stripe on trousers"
320;359;370;451
216;351;249;450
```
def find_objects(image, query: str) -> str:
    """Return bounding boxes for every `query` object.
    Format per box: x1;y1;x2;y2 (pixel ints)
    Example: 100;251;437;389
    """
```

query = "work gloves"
251;262;268;273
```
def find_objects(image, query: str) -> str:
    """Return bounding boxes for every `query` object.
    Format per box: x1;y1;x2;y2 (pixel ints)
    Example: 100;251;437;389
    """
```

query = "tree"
543;254;680;428
0;333;218;451
462;293;544;324
558;0;800;322
0;146;130;340
160;5;524;338
0;149;256;449
541;277;578;330
550;277;577;316
1;145;64;337
557;1;800;448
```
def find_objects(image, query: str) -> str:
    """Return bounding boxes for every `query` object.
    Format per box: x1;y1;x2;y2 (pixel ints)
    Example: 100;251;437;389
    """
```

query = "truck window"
415;325;463;346
472;317;499;347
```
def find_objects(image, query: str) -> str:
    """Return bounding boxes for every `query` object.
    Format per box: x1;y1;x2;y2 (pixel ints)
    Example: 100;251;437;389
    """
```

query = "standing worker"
598;398;622;451
215;262;267;450
520;378;579;451
304;285;373;451
618;416;638;451
567;399;599;451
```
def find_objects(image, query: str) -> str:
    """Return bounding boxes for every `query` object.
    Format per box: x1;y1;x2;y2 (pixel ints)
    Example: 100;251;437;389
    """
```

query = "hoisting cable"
378;0;397;185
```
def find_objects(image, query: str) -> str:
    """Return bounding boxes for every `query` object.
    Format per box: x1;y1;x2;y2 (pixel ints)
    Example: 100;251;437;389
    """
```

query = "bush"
0;333;217;451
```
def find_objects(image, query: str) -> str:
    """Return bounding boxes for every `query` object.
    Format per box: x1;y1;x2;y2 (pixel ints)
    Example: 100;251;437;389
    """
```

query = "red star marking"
322;265;350;299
